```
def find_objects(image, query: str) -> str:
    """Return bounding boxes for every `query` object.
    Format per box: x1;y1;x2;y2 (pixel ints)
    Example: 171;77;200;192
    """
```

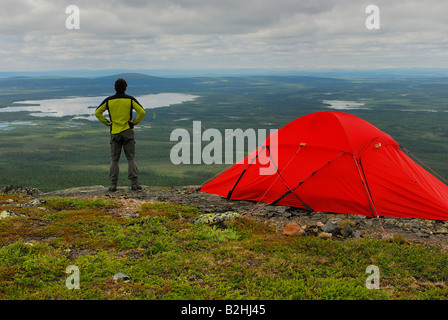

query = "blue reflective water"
0;93;198;121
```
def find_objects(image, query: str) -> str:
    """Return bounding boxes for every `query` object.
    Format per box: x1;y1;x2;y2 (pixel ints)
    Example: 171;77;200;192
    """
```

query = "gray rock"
275;206;288;214
0;185;40;196
113;273;131;282
17;199;45;207
123;213;140;219
340;224;354;238
191;212;240;225
283;211;292;218
0;210;25;220
321;220;337;233
352;230;362;238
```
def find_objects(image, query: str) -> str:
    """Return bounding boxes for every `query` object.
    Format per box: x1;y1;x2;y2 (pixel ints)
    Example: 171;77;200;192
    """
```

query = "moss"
1;196;448;299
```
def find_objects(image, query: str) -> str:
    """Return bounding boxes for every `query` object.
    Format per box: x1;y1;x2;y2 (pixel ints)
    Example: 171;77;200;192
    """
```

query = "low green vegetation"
1;194;448;300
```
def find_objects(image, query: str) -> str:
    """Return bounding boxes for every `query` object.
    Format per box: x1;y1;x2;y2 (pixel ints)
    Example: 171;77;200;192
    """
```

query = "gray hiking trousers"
109;129;139;183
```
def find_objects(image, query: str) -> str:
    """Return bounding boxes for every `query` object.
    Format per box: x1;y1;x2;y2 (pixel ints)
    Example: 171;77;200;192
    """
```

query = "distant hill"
0;73;199;102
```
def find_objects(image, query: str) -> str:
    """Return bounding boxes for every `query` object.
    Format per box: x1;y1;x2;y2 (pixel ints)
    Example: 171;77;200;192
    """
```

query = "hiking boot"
108;183;117;192
131;180;142;191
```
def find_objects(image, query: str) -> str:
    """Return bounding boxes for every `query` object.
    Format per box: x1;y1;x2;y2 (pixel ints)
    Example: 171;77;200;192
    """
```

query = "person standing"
95;78;146;191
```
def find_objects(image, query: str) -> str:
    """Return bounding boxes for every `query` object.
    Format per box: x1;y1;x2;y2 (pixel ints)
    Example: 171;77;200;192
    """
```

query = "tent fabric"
200;111;448;221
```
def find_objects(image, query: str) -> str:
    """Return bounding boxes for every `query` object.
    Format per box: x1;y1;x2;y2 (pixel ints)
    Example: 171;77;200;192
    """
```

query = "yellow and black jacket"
95;92;146;134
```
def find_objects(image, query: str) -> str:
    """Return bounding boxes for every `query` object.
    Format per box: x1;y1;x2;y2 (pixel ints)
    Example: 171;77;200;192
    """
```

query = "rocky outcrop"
2;184;448;247
191;212;241;225
0;185;40;196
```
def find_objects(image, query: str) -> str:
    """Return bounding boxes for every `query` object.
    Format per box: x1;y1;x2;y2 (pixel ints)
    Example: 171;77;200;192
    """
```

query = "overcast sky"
1;0;447;73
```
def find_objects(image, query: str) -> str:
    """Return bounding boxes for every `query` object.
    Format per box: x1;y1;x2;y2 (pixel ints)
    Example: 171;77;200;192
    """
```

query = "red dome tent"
200;111;448;220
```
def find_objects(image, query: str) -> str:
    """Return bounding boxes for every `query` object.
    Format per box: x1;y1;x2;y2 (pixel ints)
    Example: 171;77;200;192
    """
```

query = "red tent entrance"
200;111;448;221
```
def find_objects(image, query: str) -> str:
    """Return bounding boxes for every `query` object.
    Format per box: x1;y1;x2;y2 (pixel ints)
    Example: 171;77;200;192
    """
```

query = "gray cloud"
0;0;447;72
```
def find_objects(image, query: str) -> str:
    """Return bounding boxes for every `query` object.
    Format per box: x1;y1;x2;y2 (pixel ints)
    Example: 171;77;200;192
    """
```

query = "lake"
323;100;367;110
0;121;37;131
0;93;199;121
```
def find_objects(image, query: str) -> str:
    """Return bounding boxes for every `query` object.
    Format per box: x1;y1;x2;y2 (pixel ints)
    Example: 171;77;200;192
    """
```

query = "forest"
1;72;447;192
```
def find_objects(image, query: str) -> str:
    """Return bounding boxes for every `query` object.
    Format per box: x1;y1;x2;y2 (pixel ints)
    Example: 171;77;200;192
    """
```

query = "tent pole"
352;154;379;218
271;151;346;209
267;145;314;212
226;145;264;199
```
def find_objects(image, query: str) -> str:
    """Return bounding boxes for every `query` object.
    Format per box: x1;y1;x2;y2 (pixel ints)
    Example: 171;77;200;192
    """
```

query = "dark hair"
115;78;127;92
